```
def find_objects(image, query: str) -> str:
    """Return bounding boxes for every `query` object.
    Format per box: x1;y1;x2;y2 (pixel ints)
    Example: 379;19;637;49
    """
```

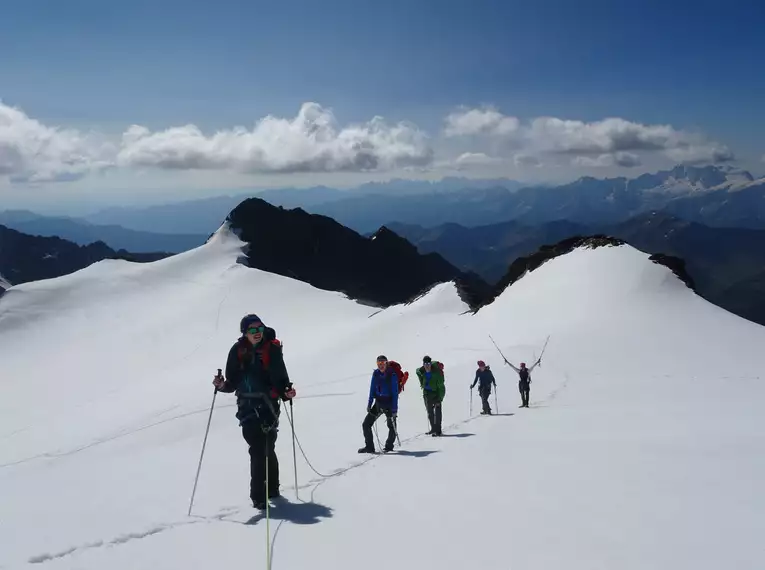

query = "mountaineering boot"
384;443;394;453
358;446;376;454
253;499;267;510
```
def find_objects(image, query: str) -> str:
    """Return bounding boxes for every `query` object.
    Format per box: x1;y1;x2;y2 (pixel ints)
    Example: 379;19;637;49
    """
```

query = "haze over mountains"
0;210;207;253
55;165;765;238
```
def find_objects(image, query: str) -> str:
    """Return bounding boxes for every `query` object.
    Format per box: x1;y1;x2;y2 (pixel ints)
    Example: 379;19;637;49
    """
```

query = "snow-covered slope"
1;226;764;570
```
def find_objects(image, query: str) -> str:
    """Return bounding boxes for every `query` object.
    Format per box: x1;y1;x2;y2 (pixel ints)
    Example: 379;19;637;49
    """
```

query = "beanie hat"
240;314;264;334
477;360;485;367
423;355;432;364
376;355;388;362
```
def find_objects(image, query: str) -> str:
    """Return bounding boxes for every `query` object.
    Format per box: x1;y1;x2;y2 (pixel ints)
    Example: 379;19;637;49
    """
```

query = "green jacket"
416;362;446;402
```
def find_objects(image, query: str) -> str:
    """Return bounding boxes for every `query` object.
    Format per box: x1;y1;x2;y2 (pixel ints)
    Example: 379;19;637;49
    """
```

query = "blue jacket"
471;367;497;391
367;368;399;413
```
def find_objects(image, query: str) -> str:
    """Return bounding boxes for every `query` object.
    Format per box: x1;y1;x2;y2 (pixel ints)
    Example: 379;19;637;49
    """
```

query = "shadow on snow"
245;498;333;526
390;449;441;458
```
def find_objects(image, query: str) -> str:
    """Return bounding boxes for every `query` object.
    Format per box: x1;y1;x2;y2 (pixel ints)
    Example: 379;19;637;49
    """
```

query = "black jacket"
471;367;497;391
219;326;293;426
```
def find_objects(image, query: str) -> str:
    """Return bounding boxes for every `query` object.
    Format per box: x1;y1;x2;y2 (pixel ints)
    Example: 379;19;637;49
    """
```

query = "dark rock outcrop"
0;224;171;288
226;198;491;309
648;253;696;291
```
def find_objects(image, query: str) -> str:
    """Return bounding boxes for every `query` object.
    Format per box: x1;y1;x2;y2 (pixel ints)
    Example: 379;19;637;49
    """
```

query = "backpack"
387;361;409;393
236;336;282;382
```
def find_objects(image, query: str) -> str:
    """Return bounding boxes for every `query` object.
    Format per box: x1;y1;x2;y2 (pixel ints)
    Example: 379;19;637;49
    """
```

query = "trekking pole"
289;400;299;501
469;387;473;417
265;437;271;569
488;334;512;365
394;416;401;447
494;384;499;413
188;369;220;516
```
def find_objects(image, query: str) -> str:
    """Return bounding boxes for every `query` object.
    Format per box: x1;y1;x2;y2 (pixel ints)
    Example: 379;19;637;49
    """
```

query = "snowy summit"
0;224;764;570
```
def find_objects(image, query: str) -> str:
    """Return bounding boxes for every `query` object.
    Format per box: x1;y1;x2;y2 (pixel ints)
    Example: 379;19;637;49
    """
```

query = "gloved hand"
212;374;225;390
392;412;398;419
283;387;297;400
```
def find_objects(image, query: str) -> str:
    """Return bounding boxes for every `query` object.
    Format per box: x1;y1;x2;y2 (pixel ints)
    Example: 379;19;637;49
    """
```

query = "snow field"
1;226;763;569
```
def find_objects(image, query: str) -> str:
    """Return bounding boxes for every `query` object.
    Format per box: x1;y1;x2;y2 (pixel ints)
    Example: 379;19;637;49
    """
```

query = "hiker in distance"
505;359;540;408
213;314;296;509
359;355;400;454
470;360;497;415
417;355;446;436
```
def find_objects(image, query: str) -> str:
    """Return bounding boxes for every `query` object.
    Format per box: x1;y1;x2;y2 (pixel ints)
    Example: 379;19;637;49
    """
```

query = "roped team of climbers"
212;312;544;509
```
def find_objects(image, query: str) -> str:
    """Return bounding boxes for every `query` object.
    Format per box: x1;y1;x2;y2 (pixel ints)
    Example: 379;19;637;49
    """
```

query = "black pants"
519;380;530;407
479;386;492;414
242;421;279;504
424;391;442;434
362;403;396;450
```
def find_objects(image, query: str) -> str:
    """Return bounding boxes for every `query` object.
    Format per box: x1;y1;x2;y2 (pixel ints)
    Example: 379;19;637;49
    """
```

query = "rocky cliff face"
226;197;491;308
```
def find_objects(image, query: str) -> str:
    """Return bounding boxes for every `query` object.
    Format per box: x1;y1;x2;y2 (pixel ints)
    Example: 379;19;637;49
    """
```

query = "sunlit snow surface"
1;224;763;570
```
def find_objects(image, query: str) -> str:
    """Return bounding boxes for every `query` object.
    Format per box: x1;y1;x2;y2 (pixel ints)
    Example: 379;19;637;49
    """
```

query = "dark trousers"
479;386;492;414
424;391;442;434
519;380;530;407
242;421;279;503
363;403;396;450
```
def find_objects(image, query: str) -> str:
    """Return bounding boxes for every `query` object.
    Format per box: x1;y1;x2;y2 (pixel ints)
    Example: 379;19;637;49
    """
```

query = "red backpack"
387;360;409;393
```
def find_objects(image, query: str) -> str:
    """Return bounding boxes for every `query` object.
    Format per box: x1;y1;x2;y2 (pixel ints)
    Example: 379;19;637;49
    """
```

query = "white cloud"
444;107;520;137
445;107;735;165
665;143;734;165
572;152;642;168
118;103;433;174
514;154;542;167
0;101;113;183
0;99;740;186
528;117;679;154
455;152;503;167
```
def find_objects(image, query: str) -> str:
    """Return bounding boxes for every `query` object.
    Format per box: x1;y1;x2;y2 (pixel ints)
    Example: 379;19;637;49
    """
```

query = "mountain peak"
226;198;490;308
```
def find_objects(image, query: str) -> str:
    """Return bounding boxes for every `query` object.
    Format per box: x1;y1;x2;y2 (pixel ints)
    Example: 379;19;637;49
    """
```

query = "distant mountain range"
0;210;208;253
314;165;765;233
0;224;169;292
389;212;765;327
83;177;526;233
74;165;765;237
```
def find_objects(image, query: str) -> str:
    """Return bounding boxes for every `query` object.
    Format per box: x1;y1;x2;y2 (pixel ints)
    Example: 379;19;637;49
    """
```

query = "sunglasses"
246;326;265;334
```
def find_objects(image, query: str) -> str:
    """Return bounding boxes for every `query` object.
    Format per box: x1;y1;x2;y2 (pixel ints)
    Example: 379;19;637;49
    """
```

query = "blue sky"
1;0;763;211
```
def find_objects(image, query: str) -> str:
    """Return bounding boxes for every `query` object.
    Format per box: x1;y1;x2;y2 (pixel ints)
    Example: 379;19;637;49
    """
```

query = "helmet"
477;360;485;367
240;314;263;333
